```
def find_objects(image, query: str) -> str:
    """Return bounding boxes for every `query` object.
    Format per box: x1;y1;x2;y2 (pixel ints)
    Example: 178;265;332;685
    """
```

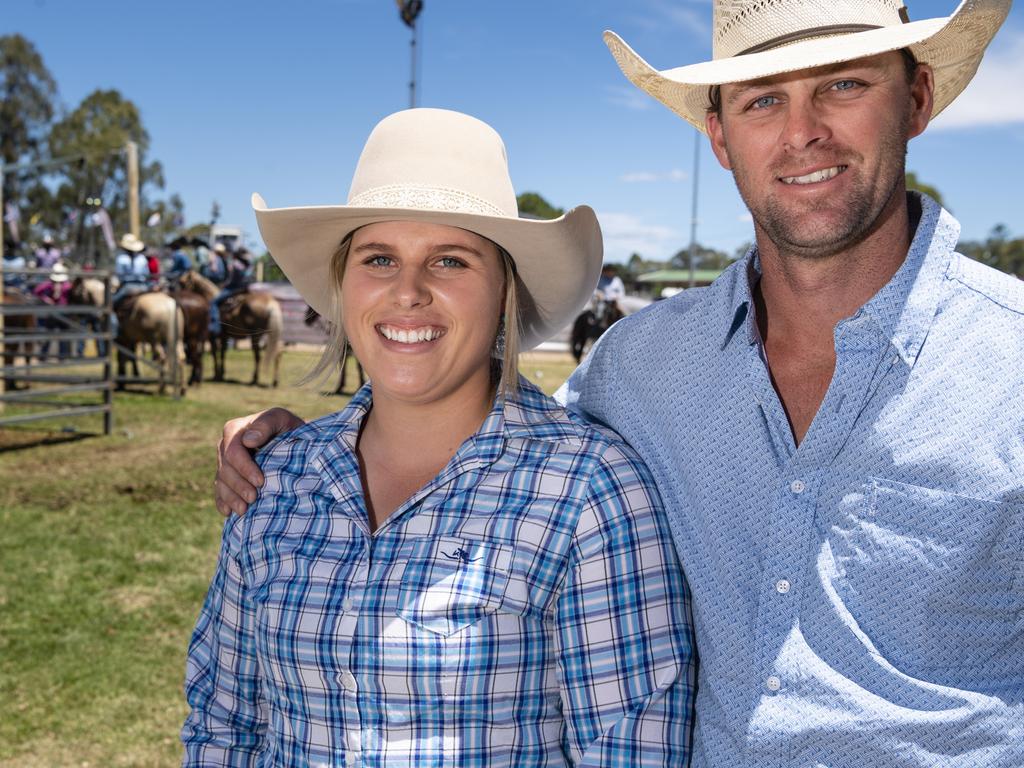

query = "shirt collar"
303;375;585;488
720;193;958;366
855;193;958;366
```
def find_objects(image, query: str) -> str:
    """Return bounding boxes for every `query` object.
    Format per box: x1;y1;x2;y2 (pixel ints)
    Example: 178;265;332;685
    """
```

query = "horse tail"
263;298;284;387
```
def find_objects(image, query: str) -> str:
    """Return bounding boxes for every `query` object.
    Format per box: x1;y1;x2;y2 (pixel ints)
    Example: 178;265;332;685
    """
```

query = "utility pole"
687;129;701;289
397;0;424;108
126;141;140;237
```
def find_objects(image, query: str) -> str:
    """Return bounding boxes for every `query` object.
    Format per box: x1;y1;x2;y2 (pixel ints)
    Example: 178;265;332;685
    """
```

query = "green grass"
0;348;576;767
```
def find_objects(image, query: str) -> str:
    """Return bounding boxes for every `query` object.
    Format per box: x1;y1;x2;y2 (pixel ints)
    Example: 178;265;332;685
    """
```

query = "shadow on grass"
0;429;96;454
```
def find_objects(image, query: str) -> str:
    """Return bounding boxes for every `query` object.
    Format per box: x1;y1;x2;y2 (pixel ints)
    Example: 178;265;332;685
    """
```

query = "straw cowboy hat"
119;233;145;253
604;0;1012;132
252;108;603;349
49;263;69;283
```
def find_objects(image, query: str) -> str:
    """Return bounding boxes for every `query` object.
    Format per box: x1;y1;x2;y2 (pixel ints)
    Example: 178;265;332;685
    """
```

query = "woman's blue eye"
367;255;392;267
438;256;465;268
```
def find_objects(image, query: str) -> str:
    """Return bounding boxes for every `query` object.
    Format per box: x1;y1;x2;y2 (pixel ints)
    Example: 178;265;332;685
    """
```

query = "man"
207;247;252;335
212;2;1021;765
33;234;61;270
597;262;625;303
112;233;149;304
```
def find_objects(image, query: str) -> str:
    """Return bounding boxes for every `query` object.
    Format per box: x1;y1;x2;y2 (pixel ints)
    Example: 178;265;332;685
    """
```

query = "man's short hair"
706;48;919;117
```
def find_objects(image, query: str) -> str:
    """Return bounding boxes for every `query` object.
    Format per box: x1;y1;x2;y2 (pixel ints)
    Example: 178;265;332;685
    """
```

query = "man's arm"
214;408;305;516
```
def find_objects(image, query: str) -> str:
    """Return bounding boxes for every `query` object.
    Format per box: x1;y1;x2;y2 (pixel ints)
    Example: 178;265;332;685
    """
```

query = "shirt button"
766;675;782;692
337;671;357;691
775;579;791;594
790;479;806;494
342;597;355;612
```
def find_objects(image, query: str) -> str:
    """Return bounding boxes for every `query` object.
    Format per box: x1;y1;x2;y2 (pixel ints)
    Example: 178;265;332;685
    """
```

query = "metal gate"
1;267;115;434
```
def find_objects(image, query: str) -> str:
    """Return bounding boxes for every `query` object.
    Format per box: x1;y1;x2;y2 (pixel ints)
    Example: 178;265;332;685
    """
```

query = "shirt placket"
745;316;893;767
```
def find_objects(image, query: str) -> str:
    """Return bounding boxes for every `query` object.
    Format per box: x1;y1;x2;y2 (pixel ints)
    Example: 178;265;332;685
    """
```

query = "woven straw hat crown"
712;0;909;58
346;110;519;219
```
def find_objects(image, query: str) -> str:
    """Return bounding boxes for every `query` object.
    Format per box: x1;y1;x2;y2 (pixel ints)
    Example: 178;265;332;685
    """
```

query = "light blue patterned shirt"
182;378;696;766
562;194;1024;767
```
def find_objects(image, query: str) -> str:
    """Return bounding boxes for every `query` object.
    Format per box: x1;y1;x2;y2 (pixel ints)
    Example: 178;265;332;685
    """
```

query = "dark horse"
304;306;365;395
167;288;210;387
570;297;624;363
177;270;283;387
2;289;38;390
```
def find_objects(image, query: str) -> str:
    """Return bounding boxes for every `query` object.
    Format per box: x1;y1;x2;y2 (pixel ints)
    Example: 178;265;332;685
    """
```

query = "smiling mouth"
376;324;446;344
779;165;848;185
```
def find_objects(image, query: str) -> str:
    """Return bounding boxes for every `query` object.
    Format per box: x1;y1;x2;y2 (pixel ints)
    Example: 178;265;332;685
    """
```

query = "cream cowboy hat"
252;108;603;350
605;0;1012;133
49;263;69;283
119;233;145;253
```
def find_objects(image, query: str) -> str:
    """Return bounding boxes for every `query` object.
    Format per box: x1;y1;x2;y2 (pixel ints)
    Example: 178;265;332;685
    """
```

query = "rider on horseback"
208;247;253;335
111;233;150;307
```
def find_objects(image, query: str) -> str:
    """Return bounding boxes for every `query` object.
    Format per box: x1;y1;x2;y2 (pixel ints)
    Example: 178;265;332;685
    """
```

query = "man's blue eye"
833;80;859;91
751;95;777;110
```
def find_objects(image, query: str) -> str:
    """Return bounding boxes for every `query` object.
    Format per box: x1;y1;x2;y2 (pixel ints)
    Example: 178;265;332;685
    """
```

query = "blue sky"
8;0;1024;262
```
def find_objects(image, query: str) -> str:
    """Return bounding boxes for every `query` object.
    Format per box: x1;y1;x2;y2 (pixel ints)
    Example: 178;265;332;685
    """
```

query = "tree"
48;89;165;258
905;171;944;208
0;34;58;238
670;242;735;271
959;224;1024;279
517;192;563;220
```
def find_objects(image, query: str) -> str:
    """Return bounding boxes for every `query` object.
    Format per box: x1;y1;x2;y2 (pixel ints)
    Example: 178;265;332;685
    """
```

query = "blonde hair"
304;232;522;400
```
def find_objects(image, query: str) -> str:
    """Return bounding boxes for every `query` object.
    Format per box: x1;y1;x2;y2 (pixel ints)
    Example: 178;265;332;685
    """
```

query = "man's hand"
214;407;306;516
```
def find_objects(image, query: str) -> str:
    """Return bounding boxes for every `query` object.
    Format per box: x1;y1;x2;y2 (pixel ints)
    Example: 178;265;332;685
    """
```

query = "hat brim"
252;193;603;350
605;0;1011;133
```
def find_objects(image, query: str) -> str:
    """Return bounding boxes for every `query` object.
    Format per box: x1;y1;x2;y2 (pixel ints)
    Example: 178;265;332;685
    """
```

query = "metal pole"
102;273;114;434
409;20;418;108
126;141;140;237
687;129;701;289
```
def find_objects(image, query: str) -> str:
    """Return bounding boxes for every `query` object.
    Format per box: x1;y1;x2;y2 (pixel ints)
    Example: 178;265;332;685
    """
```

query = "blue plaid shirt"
182;378;695;766
561;194;1024;767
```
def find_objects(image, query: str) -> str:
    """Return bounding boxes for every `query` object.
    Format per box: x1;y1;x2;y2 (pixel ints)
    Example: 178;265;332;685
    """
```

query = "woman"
183;109;694;766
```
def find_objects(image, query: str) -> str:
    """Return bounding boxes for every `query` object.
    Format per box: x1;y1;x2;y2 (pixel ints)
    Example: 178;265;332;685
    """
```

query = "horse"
570;296;624;363
177;270;283;387
114;291;186;397
304;305;365;395
69;277;110;356
166;287;210;387
2;289;38;390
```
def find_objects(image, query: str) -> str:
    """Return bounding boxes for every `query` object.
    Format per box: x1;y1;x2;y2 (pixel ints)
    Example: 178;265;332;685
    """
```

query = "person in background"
167;244;193;281
32;263;72;359
183;107;695;766
207;248;253;335
111;233;149;307
3;242;28;290
33;234;61;271
201;242;227;285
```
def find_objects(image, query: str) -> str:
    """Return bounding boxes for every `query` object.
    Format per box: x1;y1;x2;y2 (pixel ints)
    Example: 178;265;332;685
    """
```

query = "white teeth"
781;166;845;185
379;325;443;343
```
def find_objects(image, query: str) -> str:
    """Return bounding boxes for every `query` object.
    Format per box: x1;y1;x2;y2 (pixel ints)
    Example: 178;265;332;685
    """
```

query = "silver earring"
492;318;506;358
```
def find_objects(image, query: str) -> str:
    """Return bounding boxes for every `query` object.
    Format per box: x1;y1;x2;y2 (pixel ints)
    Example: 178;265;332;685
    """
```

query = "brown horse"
178;270;283;387
115;291;186;397
2;289;38;390
304;305;365;395
167;288;210;387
